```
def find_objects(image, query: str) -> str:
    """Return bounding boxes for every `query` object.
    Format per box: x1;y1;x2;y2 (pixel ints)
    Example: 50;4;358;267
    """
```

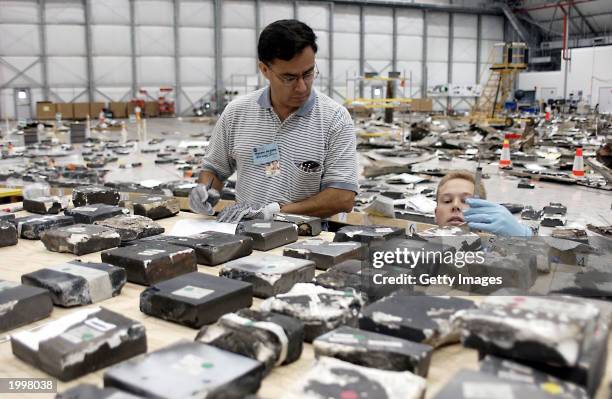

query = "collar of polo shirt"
257;86;317;117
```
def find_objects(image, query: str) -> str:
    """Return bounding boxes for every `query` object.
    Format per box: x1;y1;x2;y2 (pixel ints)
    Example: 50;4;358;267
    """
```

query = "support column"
84;0;94;102
447;12;454;111
328;1;334;97
38;0;49;100
173;0;181;114
392;7;397;72
213;0;224;113
129;0;137;99
476;14;482;84
421;9;428;98
359;5;365;98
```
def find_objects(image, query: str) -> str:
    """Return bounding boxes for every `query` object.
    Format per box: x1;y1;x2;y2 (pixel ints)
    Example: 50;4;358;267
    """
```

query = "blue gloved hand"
188;184;220;216
464;198;533;237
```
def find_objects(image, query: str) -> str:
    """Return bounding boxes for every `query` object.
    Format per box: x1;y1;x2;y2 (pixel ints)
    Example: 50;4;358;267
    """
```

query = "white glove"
188;184;220;215
217;202;280;223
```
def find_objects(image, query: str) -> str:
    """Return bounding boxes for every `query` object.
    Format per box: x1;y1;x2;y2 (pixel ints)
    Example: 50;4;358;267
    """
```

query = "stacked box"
313;326;433;376
21;260;126;307
285;356;426;399
140;272;252;328
11;307;147;381
70;123;87;144
109;102;127;118
283;239;366;270
23;196;64;215
94;215;164;243
131;232;253;265
260;283;363;342
65;204;128;224
41;224;121;255
101;242;196;285
236;220;298;251
0;280;52;333
127;194;180;220
195;309;304;375
360;291;476;347
56;103;74;119
14;215;75;239
0;221;18;247
104;342;264;398
219;253;315;298
274;213;322;236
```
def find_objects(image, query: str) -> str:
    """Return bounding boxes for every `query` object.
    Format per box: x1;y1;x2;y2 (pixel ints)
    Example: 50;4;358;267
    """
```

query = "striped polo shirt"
200;86;359;205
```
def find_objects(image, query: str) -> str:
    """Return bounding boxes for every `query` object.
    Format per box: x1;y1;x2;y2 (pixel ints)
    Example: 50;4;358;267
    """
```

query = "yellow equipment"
471;42;527;127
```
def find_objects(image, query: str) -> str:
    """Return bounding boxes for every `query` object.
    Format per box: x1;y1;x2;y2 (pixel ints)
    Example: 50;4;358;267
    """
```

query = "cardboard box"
56;103;74;119
36;102;55;120
145;101;159;117
411;99;433;112
109;102;127;119
89;102;106;118
73;103;90;120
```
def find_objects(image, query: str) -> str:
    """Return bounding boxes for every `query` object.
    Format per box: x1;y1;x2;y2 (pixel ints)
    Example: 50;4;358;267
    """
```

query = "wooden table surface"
0;210;610;399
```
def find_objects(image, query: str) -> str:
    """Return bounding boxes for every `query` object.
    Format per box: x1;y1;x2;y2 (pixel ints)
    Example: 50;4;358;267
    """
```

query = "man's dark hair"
258;19;317;64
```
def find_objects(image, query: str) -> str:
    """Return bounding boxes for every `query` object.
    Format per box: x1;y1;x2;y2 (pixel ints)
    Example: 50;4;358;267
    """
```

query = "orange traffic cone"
499;139;511;168
572;147;585;177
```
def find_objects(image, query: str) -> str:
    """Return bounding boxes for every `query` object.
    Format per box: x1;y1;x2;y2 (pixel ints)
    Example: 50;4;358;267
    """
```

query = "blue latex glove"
464;198;533;237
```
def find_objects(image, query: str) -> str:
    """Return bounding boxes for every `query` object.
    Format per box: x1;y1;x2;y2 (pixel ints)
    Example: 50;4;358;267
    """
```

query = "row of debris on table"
0;183;611;398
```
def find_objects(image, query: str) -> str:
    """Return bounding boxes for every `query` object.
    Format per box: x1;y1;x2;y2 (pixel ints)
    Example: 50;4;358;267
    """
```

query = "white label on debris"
367;339;403;348
172;285;214;300
49;263;113;303
67;227;87;233
327;333;360;345
252;223;271;229
50;264;112;303
463;382;514;399
375;228;394;233
85;317;116;332
172;354;208;376
61;324;104;345
146;197;163;201
76;207;98;212
302;240;323;246
138;249;166;256
0;280;20;292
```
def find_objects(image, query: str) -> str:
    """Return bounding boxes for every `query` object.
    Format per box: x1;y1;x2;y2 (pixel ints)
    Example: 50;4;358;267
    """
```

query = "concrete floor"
1;117;610;231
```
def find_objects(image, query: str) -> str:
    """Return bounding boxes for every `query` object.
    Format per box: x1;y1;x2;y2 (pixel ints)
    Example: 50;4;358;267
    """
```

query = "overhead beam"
296;0;501;15
569;3;599;35
498;2;537;48
255;0;262;89
447;12;453;111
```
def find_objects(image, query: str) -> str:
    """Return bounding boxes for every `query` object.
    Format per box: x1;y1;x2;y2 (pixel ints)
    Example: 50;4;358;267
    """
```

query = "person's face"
434;178;475;227
259;47;316;109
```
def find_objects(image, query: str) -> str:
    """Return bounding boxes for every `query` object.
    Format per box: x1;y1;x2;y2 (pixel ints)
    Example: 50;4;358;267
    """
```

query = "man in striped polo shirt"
189;19;358;223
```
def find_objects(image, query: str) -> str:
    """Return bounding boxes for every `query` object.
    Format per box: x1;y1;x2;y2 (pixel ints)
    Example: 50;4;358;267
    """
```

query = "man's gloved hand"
188;184;220;215
217;202;280;223
464;198;532;237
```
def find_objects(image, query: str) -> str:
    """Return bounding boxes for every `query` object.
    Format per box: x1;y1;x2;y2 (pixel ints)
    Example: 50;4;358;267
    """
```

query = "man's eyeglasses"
265;64;319;87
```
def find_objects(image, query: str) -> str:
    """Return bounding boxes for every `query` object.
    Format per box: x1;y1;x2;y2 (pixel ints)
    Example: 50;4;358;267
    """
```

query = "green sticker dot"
353;335;365;341
201;362;214;369
82;332;94;341
185;287;193;291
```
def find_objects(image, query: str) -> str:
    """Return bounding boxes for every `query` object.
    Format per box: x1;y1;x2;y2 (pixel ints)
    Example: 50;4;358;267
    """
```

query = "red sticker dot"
340;390;359;399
